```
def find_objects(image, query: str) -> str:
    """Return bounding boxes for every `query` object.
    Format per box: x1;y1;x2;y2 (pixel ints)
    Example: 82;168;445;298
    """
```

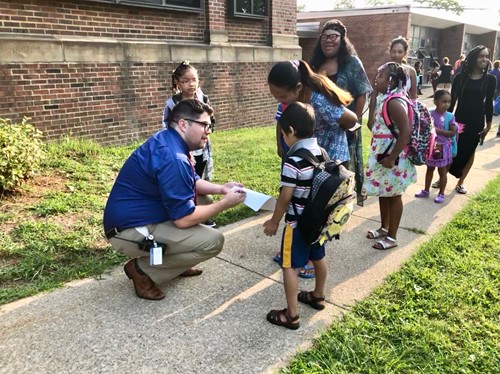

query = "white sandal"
373;236;398;250
366;228;388;239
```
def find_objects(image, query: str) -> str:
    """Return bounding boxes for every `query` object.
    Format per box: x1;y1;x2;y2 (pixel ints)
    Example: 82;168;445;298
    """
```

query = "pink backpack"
381;94;435;166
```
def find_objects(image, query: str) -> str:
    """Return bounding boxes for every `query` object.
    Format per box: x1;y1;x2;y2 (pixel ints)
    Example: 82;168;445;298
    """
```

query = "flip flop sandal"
366;228;388;239
179;268;203;277
456;185;467;194
298;291;325;310
372;236;398;250
266;308;300;330
298;264;315;279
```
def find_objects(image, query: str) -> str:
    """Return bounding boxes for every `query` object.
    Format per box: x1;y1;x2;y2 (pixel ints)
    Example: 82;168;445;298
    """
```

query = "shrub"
0;117;45;192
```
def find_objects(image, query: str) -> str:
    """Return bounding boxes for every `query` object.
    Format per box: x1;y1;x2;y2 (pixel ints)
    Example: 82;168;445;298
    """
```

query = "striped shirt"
281;138;323;227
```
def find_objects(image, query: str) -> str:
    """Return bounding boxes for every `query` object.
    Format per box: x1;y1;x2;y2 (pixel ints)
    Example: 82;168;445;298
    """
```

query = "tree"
413;0;464;14
334;0;354;9
297;4;306;12
365;0;464;15
366;0;395;6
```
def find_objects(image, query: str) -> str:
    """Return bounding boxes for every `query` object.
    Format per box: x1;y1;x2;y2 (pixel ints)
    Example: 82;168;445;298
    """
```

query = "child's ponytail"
295;60;353;106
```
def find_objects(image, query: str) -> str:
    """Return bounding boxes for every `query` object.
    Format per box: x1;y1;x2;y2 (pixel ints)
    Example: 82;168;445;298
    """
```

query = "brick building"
298;5;500;84
0;0;300;145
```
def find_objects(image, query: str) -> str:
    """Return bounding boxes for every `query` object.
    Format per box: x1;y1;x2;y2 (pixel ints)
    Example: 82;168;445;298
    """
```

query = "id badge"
150;242;162;266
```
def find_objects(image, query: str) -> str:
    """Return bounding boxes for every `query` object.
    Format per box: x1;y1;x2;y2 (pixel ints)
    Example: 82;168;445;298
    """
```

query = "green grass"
0;127;281;304
283;175;500;374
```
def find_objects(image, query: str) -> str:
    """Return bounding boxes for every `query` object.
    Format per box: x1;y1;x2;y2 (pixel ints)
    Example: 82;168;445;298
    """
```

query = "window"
231;0;269;19
85;0;203;12
418;49;431;58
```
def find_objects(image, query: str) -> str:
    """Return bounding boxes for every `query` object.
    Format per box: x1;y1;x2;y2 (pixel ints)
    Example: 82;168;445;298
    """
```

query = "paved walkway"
1;86;499;374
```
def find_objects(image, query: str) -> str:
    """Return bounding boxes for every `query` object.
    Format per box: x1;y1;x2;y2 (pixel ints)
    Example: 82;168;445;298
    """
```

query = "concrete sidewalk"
1;91;499;373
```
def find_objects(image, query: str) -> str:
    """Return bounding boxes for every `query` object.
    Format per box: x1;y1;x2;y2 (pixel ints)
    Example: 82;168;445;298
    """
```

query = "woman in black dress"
436;56;453;90
439;46;496;194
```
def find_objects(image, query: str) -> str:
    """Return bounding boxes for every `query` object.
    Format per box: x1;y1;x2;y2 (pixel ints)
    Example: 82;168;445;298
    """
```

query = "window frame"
230;0;269;20
85;0;204;13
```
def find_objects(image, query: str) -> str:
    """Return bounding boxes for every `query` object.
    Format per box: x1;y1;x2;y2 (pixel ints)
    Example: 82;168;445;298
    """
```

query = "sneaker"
203;220;216;228
415;190;430;198
455;185;467;194
434;194;445;203
431;180;440;189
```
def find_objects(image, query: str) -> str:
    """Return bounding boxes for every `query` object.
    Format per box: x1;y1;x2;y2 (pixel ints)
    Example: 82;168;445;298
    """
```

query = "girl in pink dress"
415;90;457;203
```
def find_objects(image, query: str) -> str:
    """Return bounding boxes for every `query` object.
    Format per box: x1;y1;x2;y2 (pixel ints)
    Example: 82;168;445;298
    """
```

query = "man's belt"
104;227;164;253
105;227;122;240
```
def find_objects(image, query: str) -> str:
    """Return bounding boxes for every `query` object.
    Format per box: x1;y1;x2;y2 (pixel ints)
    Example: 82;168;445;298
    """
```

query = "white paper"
231;187;276;212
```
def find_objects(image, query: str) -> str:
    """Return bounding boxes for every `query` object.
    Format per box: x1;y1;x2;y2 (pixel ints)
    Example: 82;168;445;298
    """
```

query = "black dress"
437;64;453;84
449;73;496;178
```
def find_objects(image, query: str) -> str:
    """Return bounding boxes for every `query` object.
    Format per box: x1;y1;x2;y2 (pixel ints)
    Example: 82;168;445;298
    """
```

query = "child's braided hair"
378;62;407;93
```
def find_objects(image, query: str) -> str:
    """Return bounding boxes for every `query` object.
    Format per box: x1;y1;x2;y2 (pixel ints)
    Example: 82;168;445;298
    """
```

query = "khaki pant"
110;221;224;284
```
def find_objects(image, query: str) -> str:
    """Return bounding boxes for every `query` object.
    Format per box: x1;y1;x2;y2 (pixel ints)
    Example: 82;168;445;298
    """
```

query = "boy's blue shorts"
279;223;325;269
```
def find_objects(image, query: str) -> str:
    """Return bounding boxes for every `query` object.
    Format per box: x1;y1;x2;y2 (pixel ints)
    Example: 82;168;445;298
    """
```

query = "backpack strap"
291;147;330;167
381;93;413;139
163;94;183;128
172;93;182;105
443;111;453;131
289;147;329;219
380;94;415;155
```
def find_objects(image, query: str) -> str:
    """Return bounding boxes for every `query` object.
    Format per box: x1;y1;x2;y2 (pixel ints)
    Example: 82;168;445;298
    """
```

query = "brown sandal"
266;308;300;330
298;291;325;310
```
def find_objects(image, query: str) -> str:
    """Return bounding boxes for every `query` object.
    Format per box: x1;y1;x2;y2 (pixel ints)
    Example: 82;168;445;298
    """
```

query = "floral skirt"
362;154;417;197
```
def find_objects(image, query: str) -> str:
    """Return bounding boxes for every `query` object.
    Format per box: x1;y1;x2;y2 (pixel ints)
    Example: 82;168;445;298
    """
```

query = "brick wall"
0;0;206;41
226;17;269;44
271;0;297;35
0;0;301;145
0;60;278;146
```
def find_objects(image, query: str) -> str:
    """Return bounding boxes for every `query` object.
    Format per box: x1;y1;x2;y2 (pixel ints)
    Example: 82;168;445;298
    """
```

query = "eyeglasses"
184;118;214;132
320;33;341;42
178;78;198;85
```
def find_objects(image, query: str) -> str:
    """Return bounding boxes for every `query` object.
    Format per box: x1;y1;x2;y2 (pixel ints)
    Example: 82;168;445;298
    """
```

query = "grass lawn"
0;126;282;304
284;175;500;373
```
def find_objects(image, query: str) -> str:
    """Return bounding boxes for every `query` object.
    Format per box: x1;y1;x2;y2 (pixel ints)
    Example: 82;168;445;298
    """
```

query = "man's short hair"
170;99;213;126
278;102;315;139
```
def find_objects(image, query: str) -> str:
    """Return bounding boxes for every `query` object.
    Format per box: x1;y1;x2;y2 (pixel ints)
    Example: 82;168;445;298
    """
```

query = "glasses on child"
178;78;198;85
185;118;214;132
320;33;341;42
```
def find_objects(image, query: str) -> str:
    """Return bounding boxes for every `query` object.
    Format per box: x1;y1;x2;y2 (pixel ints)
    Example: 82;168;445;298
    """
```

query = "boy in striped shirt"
263;102;328;330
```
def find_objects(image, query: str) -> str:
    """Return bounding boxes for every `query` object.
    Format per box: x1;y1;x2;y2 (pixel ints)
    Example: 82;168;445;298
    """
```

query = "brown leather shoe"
123;259;165;300
179;268;203;277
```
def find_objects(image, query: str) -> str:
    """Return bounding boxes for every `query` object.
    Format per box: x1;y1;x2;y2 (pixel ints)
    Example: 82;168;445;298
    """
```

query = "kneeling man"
103;99;245;300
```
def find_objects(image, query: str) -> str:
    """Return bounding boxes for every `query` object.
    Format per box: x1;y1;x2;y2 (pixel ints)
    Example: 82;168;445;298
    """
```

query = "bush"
0;117;45;192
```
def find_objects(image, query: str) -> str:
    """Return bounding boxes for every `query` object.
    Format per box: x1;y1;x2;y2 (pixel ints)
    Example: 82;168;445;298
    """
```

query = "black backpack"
292;148;355;246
